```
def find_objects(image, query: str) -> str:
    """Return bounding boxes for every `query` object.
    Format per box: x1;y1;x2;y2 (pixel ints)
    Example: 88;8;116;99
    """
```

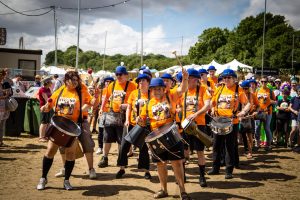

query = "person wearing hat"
254;76;276;151
37;76;53;142
115;73;152;179
179;68;211;187
208;69;250;179
139;78;191;200
96;76;115;155
98;65;136;168
207;65;218;84
239;80;259;159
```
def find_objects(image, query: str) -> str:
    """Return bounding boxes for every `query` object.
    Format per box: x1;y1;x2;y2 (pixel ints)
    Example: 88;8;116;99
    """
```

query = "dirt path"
1;133;300;200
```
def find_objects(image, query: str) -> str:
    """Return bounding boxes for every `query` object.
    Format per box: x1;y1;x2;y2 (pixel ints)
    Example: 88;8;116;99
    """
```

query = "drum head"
51;116;81;137
181;119;191;129
145;122;175;143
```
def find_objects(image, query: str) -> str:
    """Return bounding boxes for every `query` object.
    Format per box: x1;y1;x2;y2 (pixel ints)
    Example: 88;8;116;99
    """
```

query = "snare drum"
209;116;233;135
46;116;81;147
145;122;182;156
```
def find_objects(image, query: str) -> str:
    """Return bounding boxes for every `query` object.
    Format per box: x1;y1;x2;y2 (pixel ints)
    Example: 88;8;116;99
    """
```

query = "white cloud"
3;18;197;64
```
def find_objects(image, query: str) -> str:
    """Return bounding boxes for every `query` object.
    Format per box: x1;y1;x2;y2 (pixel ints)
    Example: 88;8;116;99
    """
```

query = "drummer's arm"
176;68;189;96
195;100;211;118
125;106;131;126
82;104;91;112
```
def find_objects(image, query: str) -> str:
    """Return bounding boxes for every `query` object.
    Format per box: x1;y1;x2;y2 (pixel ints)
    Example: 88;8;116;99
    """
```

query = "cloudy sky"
0;0;299;63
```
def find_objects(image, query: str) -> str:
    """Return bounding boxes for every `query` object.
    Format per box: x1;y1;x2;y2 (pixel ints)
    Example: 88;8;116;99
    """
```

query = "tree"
44;50;64;65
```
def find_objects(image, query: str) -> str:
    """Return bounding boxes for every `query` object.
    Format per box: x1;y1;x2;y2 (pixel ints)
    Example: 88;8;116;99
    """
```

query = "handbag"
5;97;18;112
104;111;125;126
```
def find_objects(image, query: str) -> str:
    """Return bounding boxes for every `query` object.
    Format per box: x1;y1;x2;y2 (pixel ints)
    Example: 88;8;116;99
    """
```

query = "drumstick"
172;51;184;71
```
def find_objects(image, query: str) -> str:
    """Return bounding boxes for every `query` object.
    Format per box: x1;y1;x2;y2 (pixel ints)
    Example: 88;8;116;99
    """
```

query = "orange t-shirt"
181;85;211;125
211;84;248;124
127;89;150;125
49;84;92;122
140;95;176;131
255;87;275;114
105;81;137;113
208;76;218;85
201;79;215;96
245;91;259;113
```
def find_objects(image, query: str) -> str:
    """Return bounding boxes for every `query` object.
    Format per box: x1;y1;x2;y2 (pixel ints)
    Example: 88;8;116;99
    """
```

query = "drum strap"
183;84;200;119
215;85;225;116
109;80;129;112
232;83;240;117
134;89;150;119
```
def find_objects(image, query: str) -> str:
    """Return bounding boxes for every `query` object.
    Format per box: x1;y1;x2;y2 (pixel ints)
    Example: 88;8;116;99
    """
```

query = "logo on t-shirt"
186;96;197;112
257;93;268;104
152;102;171;120
218;94;233;109
111;90;126;103
57;97;76;115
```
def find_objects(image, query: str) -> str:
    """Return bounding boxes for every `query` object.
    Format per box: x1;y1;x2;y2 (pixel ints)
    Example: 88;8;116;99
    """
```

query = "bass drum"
124;124;149;149
46;116;81;147
145;122;182;156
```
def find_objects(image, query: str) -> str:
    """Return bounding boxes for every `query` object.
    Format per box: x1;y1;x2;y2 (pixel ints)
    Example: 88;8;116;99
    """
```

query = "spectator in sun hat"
34;75;42;87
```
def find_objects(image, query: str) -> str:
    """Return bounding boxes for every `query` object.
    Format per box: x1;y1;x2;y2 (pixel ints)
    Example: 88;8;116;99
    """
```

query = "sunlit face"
260;79;267;87
163;79;173;90
138;78;149;89
209;70;215;76
66;76;79;89
200;73;207;81
223;76;235;87
151;86;165;99
188;76;198;89
116;73;127;83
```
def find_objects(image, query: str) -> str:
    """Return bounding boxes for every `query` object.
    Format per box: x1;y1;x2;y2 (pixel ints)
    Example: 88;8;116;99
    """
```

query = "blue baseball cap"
222;69;237;78
198;69;208;74
240;80;250;88
103;77;114;82
187;68;200;78
161;73;173;80
135;74;151;83
149;78;166;88
176;72;182;82
115;66;128;74
207;65;216;71
142;69;152;77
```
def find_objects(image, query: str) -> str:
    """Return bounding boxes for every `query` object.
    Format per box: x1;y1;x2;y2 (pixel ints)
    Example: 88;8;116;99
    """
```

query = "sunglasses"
261;81;267;83
200;73;206;76
243;87;249;90
116;73;124;76
223;76;232;79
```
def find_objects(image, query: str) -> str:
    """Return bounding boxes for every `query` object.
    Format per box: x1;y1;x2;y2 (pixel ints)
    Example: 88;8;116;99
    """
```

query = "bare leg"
156;162;168;192
246;132;253;157
39;124;48;138
85;152;94;169
103;143;111;157
171;160;186;194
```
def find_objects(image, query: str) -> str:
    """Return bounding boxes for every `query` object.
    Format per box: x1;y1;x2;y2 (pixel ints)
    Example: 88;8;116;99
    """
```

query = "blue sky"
0;0;299;63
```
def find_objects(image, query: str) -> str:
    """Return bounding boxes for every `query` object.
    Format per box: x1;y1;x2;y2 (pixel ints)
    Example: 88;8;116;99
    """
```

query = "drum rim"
51;116;81;137
145;122;178;143
181;119;192;130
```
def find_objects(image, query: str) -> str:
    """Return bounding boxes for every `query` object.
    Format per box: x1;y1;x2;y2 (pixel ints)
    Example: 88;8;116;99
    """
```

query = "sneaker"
207;169;219;175
225;173;233;179
199;176;207;187
116;169;125;179
98;156;108;168
144;172;152;180
37;178;47;190
96;148;103;155
89;168;97;179
63;180;73;190
55;168;65;177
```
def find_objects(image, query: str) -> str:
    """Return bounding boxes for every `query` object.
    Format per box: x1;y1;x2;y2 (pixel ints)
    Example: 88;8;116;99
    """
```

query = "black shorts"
103;126;124;144
40;110;53;124
187;125;206;152
152;141;184;163
239;119;255;134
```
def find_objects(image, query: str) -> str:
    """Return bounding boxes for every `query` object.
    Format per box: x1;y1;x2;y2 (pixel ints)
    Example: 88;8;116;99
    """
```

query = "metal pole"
53;7;57;67
102;31;107;71
75;0;81;69
141;0;143;66
292;34;294;71
181;36;183;56
261;0;266;77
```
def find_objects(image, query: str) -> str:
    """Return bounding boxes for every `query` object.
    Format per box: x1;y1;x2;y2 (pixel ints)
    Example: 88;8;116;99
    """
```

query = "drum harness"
145;93;182;162
109;80;129;113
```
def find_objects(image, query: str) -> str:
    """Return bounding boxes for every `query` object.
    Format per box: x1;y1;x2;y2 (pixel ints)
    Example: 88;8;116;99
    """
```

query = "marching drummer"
116;73;152;179
208;69;250;179
37;71;94;190
180;68;211;187
139;77;192;200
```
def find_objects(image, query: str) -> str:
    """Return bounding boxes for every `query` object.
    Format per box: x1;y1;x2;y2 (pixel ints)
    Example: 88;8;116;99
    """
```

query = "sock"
199;165;206;177
64;160;75;180
42;156;53;179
